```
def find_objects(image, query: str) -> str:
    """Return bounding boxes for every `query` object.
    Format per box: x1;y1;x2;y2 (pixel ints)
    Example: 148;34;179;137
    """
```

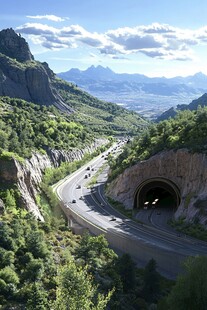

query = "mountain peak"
194;71;206;77
0;28;34;62
84;65;115;79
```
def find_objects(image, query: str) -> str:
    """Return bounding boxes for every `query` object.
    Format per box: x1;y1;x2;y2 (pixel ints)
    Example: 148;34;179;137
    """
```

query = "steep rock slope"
107;149;207;225
0;28;34;62
0;138;107;220
0;28;72;113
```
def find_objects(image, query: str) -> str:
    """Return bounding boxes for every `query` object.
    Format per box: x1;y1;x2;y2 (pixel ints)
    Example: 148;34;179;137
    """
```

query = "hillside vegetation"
109;106;207;180
0;92;146;160
0;97;95;158
54;78;147;136
0;206;175;309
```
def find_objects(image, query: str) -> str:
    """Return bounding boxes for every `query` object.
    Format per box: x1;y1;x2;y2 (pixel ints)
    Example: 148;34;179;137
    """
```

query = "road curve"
55;146;207;279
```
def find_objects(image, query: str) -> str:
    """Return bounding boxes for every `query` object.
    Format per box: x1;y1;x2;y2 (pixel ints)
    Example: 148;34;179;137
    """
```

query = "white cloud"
26;15;67;22
15;21;207;61
16;23;59;35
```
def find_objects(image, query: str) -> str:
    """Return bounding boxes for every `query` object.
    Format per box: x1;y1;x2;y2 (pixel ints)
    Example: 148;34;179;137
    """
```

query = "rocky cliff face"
0;28;34;62
107;149;207;225
46;138;107;166
0;153;51;220
0;28;72;113
0;139;108;220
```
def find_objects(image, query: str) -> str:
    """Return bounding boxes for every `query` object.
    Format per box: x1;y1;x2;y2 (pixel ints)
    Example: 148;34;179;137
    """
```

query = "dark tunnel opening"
135;179;180;210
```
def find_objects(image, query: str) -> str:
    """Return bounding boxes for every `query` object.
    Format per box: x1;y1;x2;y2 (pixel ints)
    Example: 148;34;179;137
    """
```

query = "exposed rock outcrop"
0;28;34;62
14;154;51;221
107;149;207;225
0;28;73;113
0;139;108;220
46;138;108;167
0;153;51;220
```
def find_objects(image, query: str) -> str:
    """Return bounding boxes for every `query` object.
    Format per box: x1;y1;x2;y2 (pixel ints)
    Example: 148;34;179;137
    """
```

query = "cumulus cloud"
140;48;192;61
16;23;59;35
26;15;67;22
15;21;207;61
60;25;85;36
140;23;175;34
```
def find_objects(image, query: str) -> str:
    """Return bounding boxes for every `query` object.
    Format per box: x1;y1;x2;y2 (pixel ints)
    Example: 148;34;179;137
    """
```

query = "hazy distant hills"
156;93;207;122
58;65;207;89
58;65;207;119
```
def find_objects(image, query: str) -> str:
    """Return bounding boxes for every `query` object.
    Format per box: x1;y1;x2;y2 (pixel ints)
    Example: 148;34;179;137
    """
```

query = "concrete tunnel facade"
107;149;207;223
134;177;181;209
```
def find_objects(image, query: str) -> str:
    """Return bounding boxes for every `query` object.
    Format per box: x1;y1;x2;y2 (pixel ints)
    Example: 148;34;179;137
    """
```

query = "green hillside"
109;107;207;180
0;92;146;159
54;77;147;136
0;96;95;158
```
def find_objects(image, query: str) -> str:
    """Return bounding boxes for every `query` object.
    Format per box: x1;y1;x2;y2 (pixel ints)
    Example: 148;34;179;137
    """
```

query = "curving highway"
55;144;207;279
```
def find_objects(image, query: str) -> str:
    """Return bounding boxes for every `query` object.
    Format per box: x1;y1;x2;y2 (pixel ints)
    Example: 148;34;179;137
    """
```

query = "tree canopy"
109;106;207;180
162;256;207;310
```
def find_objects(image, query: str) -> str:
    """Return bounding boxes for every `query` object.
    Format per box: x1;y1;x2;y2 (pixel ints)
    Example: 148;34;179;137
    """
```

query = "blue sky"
1;0;207;77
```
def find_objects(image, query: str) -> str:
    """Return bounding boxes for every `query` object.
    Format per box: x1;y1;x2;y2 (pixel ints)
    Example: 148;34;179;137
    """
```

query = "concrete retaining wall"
61;201;185;279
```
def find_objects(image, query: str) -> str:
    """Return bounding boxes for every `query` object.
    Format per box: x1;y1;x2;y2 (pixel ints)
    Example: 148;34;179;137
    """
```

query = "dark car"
72;199;76;203
110;216;116;221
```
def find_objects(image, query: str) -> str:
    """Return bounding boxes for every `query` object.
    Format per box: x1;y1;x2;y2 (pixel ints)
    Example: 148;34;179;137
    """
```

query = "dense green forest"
109;106;207;180
0;94;146;159
0;96;94;158
0;205;175;309
1;201;207;309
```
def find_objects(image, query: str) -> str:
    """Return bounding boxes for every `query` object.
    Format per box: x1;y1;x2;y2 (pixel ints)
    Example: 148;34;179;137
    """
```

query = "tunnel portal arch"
134;177;181;210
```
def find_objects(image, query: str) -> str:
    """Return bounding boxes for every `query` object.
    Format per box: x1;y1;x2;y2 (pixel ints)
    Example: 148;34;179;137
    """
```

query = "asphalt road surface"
55;143;207;279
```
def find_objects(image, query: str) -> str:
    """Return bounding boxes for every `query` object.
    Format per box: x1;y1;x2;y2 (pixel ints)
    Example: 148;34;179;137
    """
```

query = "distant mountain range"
58;65;207;119
58;65;207;89
156;93;207;122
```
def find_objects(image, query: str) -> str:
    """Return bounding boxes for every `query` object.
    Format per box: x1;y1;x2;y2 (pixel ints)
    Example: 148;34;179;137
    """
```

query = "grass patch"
86;175;98;188
184;192;195;209
36;193;52;217
170;218;207;241
86;162;107;188
0;150;25;163
107;196;133;218
36;191;66;222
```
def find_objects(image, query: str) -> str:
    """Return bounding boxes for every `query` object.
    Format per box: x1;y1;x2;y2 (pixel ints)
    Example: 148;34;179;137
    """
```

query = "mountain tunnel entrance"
134;178;180;210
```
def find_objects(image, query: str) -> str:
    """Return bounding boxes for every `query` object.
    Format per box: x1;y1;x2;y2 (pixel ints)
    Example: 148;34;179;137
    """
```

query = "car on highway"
110;216;116;221
72;199;76;203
